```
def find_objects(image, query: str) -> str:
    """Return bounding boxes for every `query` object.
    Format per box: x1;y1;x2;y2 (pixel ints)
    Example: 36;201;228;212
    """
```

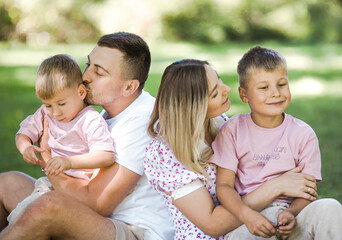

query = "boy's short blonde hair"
237;46;287;89
36;54;82;99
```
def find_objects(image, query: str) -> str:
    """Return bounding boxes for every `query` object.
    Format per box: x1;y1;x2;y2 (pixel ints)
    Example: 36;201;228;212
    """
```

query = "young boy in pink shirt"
211;46;342;239
10;54;115;222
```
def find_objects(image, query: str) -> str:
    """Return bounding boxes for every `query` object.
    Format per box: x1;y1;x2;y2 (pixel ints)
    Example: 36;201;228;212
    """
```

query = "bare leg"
0;191;117;240
0;171;35;231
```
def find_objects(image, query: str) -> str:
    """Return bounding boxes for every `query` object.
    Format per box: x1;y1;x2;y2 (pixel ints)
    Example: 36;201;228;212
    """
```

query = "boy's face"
239;67;291;127
41;84;86;123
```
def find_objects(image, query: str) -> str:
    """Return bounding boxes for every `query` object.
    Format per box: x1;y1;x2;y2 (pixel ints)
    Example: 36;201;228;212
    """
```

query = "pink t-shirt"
211;113;321;198
17;105;114;179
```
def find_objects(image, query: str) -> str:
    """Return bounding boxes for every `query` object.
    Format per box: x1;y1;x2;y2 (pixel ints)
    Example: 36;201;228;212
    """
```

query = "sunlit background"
1;0;341;201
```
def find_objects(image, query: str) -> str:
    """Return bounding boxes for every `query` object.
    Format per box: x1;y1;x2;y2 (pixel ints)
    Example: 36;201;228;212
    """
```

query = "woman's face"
205;64;231;119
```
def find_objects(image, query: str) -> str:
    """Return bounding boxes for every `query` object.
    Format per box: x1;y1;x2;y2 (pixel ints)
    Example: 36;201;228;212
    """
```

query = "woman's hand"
271;165;317;201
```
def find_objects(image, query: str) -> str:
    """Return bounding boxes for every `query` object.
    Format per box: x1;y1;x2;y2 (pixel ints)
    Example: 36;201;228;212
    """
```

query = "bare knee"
15;191;70;227
0;171;35;193
0;171;35;212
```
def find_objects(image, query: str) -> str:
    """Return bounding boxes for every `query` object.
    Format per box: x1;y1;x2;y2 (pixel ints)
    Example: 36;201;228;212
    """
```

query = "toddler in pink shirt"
16;54;115;178
9;54;115;223
212;46;342;239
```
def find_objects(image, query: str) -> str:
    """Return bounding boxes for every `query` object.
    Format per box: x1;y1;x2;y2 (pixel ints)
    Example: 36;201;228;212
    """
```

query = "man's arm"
47;163;140;216
39;117;140;216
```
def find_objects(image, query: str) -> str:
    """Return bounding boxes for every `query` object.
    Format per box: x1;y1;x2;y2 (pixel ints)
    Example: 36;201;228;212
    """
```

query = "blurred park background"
0;0;341;202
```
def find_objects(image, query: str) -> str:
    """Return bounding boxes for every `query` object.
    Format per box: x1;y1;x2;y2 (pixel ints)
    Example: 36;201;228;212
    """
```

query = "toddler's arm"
216;167;276;238
16;133;44;165
277;198;311;235
44;150;115;176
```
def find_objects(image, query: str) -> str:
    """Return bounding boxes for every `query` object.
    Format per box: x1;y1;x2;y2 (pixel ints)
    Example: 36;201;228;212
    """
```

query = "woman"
144;59;318;239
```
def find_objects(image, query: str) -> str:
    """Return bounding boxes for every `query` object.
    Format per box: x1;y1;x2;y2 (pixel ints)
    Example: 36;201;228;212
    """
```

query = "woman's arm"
173;164;317;238
242;165;317;212
173;186;241;238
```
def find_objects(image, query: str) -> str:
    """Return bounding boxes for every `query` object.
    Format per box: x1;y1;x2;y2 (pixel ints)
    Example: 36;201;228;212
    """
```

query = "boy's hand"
243;210;277;238
22;145;44;165
45;157;71;176
276;210;296;236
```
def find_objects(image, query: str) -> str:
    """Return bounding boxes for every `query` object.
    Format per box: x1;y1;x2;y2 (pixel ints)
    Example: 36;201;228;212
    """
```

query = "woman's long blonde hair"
148;59;223;177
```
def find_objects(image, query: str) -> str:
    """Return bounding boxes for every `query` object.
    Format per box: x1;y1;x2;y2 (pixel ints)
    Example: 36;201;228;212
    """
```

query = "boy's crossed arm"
216;167;277;238
277;198;312;235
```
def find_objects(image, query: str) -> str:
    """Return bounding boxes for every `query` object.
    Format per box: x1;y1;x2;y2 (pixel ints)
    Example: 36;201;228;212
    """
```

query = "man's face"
83;46;126;108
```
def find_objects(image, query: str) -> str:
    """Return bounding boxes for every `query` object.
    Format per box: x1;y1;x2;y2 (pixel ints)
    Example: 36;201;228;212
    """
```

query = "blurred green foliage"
1;0;342;44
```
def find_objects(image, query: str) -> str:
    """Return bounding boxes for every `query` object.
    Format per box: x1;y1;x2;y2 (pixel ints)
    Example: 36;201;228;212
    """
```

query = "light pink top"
17;105;114;179
211;113;321;199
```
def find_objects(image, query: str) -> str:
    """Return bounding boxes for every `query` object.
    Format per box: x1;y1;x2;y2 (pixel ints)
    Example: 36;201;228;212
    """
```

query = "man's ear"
123;80;140;96
238;86;249;103
78;84;87;100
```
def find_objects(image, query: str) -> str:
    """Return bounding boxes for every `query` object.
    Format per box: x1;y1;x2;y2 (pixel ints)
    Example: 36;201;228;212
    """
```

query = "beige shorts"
109;217;144;240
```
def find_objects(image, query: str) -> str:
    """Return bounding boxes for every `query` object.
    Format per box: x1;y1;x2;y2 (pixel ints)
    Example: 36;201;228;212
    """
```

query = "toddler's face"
41;84;86;123
240;67;291;127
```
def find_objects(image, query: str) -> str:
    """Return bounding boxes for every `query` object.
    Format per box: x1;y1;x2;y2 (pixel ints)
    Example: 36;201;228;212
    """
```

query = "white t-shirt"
102;90;174;240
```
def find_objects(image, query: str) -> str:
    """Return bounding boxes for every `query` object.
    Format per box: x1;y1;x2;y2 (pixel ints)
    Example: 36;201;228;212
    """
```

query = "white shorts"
108;216;144;240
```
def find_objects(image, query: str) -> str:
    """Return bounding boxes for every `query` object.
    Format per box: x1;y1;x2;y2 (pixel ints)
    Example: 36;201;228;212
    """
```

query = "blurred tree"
0;1;21;41
0;0;342;44
162;0;225;43
307;0;342;43
1;0;100;44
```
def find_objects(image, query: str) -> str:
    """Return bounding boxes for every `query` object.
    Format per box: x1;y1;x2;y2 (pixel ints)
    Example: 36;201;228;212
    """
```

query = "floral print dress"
144;138;223;240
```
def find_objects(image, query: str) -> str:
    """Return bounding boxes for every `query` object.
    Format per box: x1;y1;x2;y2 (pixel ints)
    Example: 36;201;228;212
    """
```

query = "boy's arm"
16;133;44;165
66;151;115;169
216;167;276;238
276;198;312;235
44;151;115;176
282;198;312;217
16;134;33;154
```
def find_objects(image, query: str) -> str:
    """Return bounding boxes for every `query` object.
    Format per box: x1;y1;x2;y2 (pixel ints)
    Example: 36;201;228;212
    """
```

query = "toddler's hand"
243;209;277;238
23;145;44;165
277;210;296;236
45;157;71;176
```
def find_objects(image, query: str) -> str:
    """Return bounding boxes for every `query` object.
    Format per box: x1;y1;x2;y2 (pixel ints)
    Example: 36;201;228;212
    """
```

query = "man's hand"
38;116;51;166
276;210;296;236
45;157;72;176
22;145;44;165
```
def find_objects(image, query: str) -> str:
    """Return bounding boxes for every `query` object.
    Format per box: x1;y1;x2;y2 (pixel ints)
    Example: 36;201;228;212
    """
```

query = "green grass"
0;41;341;202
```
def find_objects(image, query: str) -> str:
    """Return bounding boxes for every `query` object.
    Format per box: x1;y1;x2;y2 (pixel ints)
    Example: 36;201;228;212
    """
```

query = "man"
0;32;174;239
